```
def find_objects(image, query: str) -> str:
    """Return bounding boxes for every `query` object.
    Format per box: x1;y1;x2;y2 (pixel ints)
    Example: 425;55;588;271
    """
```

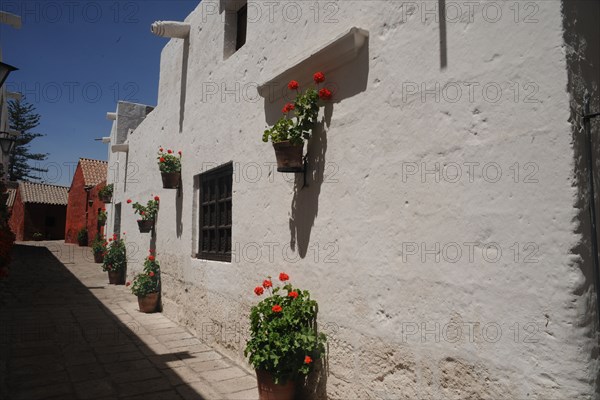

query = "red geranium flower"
313;72;325;83
154;196;160;201
159;147;164;152
108;238;112;242
288;80;299;90
148;255;155;261
282;103;295;114
178;150;182;155
304;355;312;364
279;272;289;281
126;281;131;287
272;305;282;313
254;286;264;296
167;149;172;154
159;157;165;163
262;279;272;288
127;199;132;204
288;291;298;299
149;271;155;277
319;88;332;100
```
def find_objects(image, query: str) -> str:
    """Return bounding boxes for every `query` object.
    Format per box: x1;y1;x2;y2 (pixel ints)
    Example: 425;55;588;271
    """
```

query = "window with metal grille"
197;163;232;262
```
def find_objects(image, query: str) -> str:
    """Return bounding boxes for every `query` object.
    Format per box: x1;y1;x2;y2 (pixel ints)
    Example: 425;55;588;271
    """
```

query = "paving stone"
227;387;259;400
157;332;193;342
116;377;172;397
184;350;223;364
97;350;146;364
162;365;203;385
199;366;249;382
212;375;257;394
186;358;231;373
12;383;74;400
74;378;115;399
112;366;163;384
67;362;107;382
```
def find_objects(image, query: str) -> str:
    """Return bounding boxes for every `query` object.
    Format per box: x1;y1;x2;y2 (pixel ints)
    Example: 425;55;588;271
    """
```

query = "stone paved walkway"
0;241;258;400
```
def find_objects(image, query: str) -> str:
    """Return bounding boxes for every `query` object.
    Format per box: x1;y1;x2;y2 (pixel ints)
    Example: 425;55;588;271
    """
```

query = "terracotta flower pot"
137;219;154;233
93;252;103;263
273;141;304;173
100;194;112;203
256;370;295;400
161;171;181;189
108;270;125;285
138;292;160;313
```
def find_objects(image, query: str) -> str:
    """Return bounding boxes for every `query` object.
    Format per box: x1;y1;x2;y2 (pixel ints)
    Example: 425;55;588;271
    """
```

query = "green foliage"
98;209;107;224
157;148;182;173
245;275;326;385
98;184;113;199
129;253;160;297
91;234;107;255
102;235;126;273
130;197;160;221
77;228;88;245
32;232;43;239
7;98;48;182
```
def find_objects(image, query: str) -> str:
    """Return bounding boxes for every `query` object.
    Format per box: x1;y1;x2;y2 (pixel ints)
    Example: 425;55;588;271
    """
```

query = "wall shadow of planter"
277;30;369;258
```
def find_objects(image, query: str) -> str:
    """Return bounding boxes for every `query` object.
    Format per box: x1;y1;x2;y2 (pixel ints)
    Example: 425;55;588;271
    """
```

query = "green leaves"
263;84;321;145
102;238;126;273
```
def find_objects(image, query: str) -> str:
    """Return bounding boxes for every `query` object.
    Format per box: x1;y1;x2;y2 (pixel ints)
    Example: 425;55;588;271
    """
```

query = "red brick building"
65;158;108;245
8;181;68;241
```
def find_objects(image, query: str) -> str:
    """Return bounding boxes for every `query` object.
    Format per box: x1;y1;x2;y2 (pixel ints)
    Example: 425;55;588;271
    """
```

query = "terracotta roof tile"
19;181;68;205
79;158;108;187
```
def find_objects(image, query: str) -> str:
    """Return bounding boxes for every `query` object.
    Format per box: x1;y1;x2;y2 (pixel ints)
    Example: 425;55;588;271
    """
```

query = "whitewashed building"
104;1;600;398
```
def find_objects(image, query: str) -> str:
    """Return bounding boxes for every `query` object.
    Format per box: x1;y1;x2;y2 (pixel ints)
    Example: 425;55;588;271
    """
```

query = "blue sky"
0;1;199;186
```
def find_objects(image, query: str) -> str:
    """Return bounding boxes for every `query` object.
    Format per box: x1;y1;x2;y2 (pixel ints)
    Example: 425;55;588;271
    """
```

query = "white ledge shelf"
257;27;369;100
111;143;129;153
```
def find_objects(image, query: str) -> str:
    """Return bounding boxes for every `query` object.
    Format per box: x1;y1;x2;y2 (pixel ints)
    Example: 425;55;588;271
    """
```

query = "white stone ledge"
257;27;369;100
111;143;129;153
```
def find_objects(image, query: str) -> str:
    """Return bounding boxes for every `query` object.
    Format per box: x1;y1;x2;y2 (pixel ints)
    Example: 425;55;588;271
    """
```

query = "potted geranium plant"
102;233;126;284
126;250;161;313
245;272;326;400
91;234;107;264
98;184;113;203
128;196;160;233
77;228;88;246
98;208;107;225
262;72;333;172
157;147;182;189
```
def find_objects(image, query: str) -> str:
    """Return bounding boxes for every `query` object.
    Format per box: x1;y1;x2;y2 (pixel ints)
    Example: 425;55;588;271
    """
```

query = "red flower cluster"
282;103;295;114
149;271;155;277
154;196;160;202
319;88;332;100
262;279;272;288
159;157;165;163
167;149;172;154
254;286;264;296
272;305;282;313
279;272;289;281
126;281;131;287
304;356;312;364
148;255;155;261
288;80;299;90
313;72;325;84
288;291;298;299
127;199;132;204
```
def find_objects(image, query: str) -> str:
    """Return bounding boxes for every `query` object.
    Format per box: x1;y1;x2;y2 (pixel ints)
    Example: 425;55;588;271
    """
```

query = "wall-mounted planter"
137;220;155;233
273;141;304;173
100;194;112;204
161;172;181;189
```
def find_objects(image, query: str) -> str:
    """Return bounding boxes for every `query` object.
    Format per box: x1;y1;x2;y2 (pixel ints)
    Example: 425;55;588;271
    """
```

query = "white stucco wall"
106;1;599;398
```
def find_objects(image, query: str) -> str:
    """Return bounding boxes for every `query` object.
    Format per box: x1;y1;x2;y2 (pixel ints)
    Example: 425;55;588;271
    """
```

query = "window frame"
196;162;233;262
